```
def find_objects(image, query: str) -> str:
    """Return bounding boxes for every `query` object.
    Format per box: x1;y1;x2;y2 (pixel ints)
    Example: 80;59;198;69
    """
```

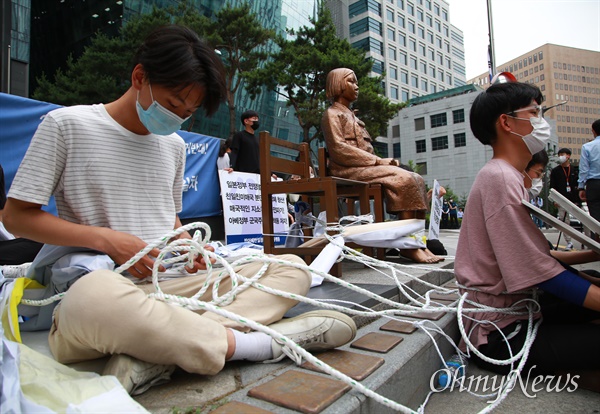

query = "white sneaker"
565;242;574;251
268;310;357;364
0;263;31;278
103;354;176;395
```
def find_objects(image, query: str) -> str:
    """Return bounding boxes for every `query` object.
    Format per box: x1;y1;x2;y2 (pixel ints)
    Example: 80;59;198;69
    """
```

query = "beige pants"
48;254;310;375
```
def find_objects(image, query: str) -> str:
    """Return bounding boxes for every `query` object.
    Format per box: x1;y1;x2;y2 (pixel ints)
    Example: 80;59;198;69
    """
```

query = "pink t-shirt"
455;159;564;350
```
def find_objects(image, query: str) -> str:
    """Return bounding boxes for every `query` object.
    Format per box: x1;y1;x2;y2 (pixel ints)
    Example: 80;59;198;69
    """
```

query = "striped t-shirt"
8;104;186;243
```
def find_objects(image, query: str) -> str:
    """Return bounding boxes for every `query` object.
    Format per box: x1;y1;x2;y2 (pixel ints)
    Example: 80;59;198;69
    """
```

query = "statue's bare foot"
399;248;442;264
423;248;445;262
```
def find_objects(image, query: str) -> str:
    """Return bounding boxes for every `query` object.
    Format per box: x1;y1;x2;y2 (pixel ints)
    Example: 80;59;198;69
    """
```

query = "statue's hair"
326;68;355;101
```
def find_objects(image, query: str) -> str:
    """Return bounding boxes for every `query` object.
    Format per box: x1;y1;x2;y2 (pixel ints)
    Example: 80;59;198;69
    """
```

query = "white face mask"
558;155;568;164
529;178;543;197
510;116;551;155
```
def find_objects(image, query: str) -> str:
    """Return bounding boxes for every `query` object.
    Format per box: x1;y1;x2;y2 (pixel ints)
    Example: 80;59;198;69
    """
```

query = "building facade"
330;0;466;104
391;85;559;196
468;44;600;162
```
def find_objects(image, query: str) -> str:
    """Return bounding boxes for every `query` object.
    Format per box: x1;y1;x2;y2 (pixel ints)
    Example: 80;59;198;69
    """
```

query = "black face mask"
250;121;260;131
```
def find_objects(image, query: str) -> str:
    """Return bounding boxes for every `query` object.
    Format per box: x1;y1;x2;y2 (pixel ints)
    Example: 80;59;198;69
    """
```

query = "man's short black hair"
132;25;226;116
469;82;543;146
557;148;572;155
592;119;600;136
526;149;549;170
241;110;259;123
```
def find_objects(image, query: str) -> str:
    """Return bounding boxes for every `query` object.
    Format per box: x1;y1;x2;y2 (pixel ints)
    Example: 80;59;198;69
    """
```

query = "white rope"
15;221;544;413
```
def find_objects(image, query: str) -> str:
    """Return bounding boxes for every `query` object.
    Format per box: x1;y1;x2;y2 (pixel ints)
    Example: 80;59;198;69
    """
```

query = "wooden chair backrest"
259;131;312;180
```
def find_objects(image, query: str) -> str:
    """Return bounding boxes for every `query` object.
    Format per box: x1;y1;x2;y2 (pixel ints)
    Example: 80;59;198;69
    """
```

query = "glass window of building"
390;86;399;99
411;74;418;87
419;43;426;56
387;27;396;40
421;78;428;91
401;71;408;83
448;74;452;85
428;48;435;60
402;89;409;101
453;109;465;123
435;20;441;32
436;36;442;47
398;15;405;28
442;9;448;21
416;139;427;153
430;65;436;78
410;56;417;69
399;51;407;64
434;4;440;15
408;20;416;33
426;15;432;26
350;0;383;17
418;26;425;39
443;26;449;36
425;0;431;10
417;162;428;174
408;2;414;15
432;136;448;150
373;59;384;74
431;83;437;93
417;9;424;21
398;0;404;9
437;53;443;64
454;132;466;147
393;143;401;158
427;31;434;43
439;71;444;82
415;117;425;130
420;60;427;73
393;125;401;137
430;112;447;127
386;8;395;21
373;141;388;157
389;47;397;60
390;65;398;79
350;17;382;36
399;32;406;46
409;38;417;51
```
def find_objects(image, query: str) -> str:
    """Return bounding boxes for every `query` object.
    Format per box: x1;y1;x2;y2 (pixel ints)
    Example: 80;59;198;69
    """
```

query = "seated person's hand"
184;244;216;273
103;229;166;279
438;186;447;198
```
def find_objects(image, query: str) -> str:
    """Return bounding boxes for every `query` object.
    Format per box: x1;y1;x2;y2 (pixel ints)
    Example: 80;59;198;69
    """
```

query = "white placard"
218;171;289;245
428;179;443;240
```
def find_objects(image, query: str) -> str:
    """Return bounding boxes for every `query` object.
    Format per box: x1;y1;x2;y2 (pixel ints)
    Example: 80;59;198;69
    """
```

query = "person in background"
448;199;458;229
217;137;233;172
550;148;580;250
441;199;449;229
578;119;600;227
525;150;548;229
230;110;260;174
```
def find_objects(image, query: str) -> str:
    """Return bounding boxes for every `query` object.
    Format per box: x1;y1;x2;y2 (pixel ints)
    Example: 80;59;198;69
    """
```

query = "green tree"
33;8;172;105
32;2;274;138
245;4;402;143
188;4;275;137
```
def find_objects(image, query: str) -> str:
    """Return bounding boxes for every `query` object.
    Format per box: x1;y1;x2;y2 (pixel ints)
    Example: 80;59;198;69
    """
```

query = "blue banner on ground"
0;93;221;219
